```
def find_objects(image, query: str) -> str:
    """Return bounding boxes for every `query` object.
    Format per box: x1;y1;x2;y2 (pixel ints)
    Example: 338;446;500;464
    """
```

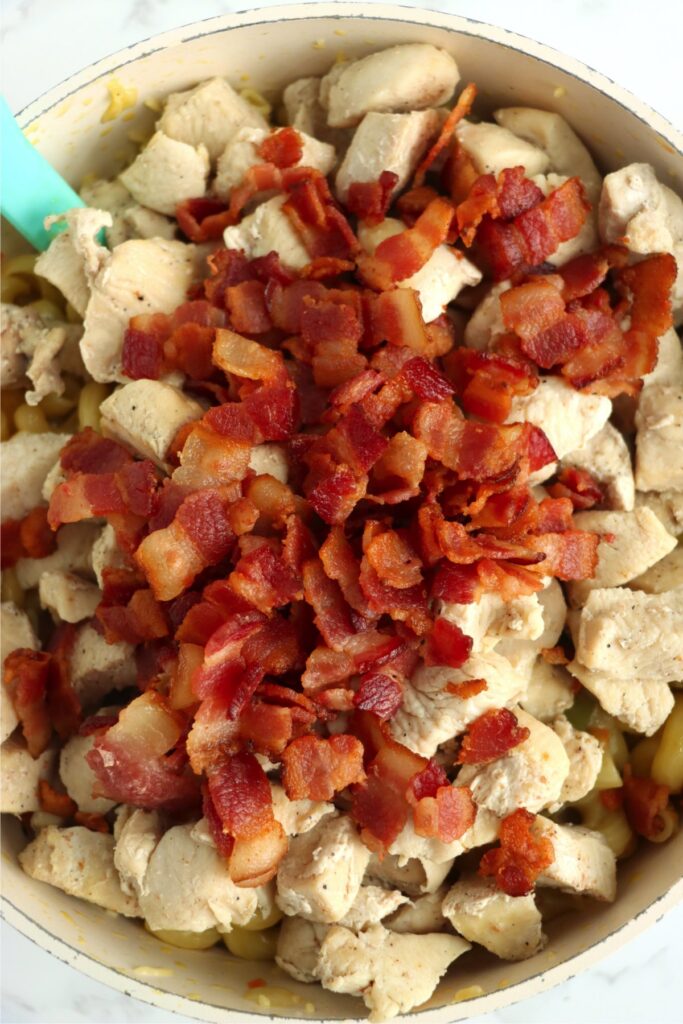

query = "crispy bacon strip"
357;198;455;290
413;82;477;188
281;734;366;801
457;708;530;764
479;808;555;896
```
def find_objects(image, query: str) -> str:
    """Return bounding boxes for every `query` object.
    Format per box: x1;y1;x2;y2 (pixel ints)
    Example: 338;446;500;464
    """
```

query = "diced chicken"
80;178;176;246
439;590;543;652
59;733;116;814
635;385;683;492
1;304;29;386
390;651;528;757
533;817;617;901
630;545;683;594
223;195;310;271
99;380;203;468
641;327;683;389
457;708;570;816
367;851;453;897
158;77;268;162
506;376;611;461
68;622;137;709
0;740;57;813
119;131;210;217
463;281;511;350
317;923;470;1021
270;783;335;836
323;44;459;128
532;172;599;266
357;216;481;322
338;885;409;930
520;659;574;721
568;660;674;737
39;570;101;623
91;523;126;589
113;806;163;897
1;304;85;404
0;431;69;522
34;207;111;317
494;107;602;202
19;825;140;916
248;443;289;483
0;602;38;743
385;887;449;934
41;458;66;503
15;522;99;590
496;578;567;680
214;126;336;197
442;875;545;961
636;490;683;537
29;811;65;831
283;76;325;136
335;110;440;204
567;507;677;605
388;805;499;866
81;237;204;383
455;120;550;177
276;814;370;923
573;587;683;683
549;715;602;809
275;915;329;983
563;422;635;511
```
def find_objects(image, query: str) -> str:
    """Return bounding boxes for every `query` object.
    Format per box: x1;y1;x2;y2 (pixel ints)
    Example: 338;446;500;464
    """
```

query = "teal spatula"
1;95;87;251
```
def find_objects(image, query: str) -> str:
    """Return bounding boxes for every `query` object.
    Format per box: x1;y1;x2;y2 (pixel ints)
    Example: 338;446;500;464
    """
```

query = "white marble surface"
1;0;682;1021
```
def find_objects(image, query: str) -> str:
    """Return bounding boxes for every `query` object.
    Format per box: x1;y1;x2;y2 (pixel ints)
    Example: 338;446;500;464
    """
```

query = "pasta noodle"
147;925;220;950
648;805;680;844
14;403;49;434
222;925;279;961
239;88;272;119
628;734;661;779
651;697;683;793
1;568;25;608
77;381;110;431
574;792;636;858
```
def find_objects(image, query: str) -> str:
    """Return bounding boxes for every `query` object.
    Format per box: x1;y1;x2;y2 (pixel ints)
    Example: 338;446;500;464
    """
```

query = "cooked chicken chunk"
59;733;116;814
533;817;617;901
520;659;574;722
317;924;470;1021
113;807;163;897
367;851;454;898
391;651;528;757
567;660;674;737
385;887;449;934
506;377;611;461
275;915;329;983
276;814;370;923
323;44;459;128
282;76;326;136
463;281;511;350
455;120;549;177
642;327;683;389
636;490;683;537
338;885;409;930
34;207;111;317
248;443;289;484
388;805;499;866
223;195;310;271
119;131;210;216
549;715;603;809
496;578;568;681
439;590;543;652
80;178;176;246
563;422;635;511
39;570;101;623
442;875;545;961
15;522;99;590
0;431;69;523
158;77;268;161
215;126;336;197
630;546;683;594
68;622;136;709
19;826;140;916
0;741;57;814
270;783;335;836
457;708;570;816
0;602;37;743
91;523;126;589
635;385;683;492
1;304;84;404
99;380;203;468
335;110;440;204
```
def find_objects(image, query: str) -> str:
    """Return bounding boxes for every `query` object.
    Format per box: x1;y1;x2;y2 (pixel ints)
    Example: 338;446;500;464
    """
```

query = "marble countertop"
1;0;681;1021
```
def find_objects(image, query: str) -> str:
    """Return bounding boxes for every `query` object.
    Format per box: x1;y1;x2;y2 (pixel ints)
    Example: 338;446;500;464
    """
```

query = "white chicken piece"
1;304;85;404
385;887;449;934
442;875;545;961
496;578;568;681
338;885;409;930
358;216;481;322
15;522;99;590
636;490;683;538
21;325;70;407
463;281;511;351
567;507;677;605
533;817;617;901
214;126;336;198
335;110;440;205
317;923;470;1022
641;327;683;389
80;178;176;246
19;826;140;916
568;659;674;737
34;207;111;317
113;807;163;897
119;131;210;217
81;237;204;383
0;602;38;743
549;715;603;810
68;622;136;709
41;458;67;503
531;172;599;266
283;76;325;136
494;107;602;202
39;571;101;624
158;77;269;162
323;44;459;128
91;523;126;589
388;805;499;866
506;376;611;461
276;814;370;923
59;733;116;814
630;545;683;594
390;651;528;757
573;587;683;683
457;708;570;816
1;304;30;386
563;422;635;512
439;590;543;652
634;385;683;492
275;915;329;983
270;783;335;836
520;659;574;722
367;851;453;897
0;741;57;814
455;120;549;177
248;443;289;484
0;431;69;522
223;195;310;271
99;380;203;469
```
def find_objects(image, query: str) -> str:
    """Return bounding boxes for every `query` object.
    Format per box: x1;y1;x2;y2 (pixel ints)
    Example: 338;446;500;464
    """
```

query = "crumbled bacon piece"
445;677;488;698
412;784;476;843
353;672;403;719
622;764;671;841
425;618;473;669
457;707;530;764
479;808;555;896
413;82;477;188
281;734;366;801
346;171;399;225
258;127;304;168
358;198;455;290
548;467;604;510
38;779;77;818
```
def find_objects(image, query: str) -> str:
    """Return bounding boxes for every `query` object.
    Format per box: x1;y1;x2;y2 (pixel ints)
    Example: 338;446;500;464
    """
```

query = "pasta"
651;697;683;793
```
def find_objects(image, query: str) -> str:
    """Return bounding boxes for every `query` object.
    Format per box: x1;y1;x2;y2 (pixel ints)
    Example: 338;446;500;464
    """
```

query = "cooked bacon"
3;649;54;757
319;526;369;615
445;677;488;698
368;431;428;505
282;734;366;801
74;811;111;833
479;808;555;896
229;539;302;614
457;707;530;764
302;557;356;650
448;348;537;422
283;171;359;261
413;82;477;188
48;457;159;532
365;528;423;590
97;588;169;645
548;467;604;510
213;327;285;382
412;784;476;842
457;166;544;246
358;198;455;290
522;530;599;580
38;779;77;817
424;617;473;668
346;171;399;225
359;559;431;634
176;196;234;243
368;290;429;354
2;507;56;568
431;561;481;604
353;672;403;719
226;280;272;335
258;127;304;168
622;764;671;841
